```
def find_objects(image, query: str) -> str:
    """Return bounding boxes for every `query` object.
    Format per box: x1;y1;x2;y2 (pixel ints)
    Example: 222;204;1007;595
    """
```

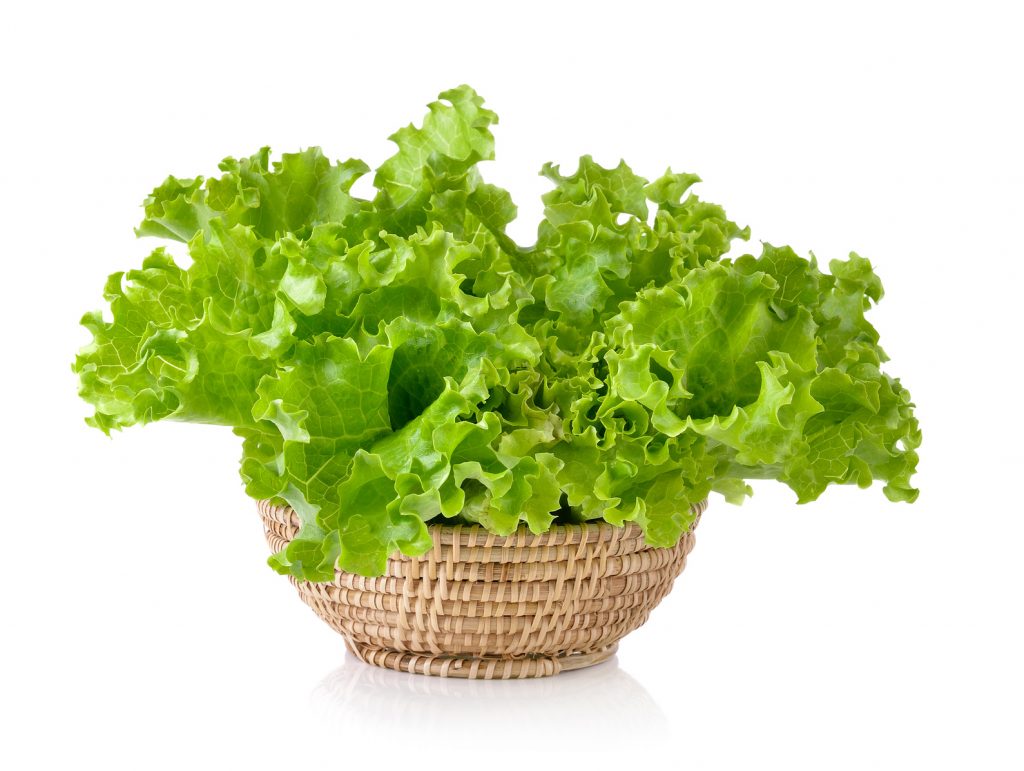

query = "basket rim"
257;497;707;548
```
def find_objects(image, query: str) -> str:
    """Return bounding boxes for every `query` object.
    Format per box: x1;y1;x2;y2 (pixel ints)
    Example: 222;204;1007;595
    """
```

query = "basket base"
345;640;618;679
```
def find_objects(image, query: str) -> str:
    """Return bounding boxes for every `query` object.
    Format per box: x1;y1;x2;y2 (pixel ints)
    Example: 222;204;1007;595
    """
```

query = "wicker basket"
258;498;705;679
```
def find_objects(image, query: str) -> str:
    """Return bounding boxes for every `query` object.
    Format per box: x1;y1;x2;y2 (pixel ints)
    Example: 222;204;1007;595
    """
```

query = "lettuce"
74;85;920;579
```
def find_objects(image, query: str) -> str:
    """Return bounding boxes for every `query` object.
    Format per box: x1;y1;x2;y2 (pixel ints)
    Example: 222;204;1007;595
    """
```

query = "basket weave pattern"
259;499;705;679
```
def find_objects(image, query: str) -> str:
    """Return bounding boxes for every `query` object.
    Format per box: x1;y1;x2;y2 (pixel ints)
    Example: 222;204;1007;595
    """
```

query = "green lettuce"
74;85;920;580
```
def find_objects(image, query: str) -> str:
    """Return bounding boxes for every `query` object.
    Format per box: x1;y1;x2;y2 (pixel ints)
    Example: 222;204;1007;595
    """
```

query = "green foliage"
74;86;920;579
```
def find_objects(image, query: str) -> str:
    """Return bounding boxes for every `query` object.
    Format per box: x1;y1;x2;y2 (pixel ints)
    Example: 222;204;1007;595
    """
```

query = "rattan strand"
259;498;704;679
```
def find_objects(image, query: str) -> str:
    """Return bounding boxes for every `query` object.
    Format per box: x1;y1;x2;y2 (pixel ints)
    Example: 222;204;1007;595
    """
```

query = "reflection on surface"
310;651;667;744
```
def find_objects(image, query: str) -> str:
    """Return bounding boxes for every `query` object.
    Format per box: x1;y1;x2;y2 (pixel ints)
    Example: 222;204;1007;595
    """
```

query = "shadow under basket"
258;499;705;679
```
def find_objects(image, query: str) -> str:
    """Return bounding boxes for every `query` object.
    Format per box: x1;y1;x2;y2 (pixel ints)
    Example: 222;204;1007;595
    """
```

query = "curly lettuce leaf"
137;148;370;244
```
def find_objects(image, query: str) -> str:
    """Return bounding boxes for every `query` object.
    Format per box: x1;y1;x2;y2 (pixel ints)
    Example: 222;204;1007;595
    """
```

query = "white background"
2;1;1021;769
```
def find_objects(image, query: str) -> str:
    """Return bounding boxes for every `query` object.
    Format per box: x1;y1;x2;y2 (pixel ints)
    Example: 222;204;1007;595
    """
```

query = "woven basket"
258;498;705;679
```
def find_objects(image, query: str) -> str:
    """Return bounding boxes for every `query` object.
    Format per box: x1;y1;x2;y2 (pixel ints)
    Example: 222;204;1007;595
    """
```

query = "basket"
258;498;706;679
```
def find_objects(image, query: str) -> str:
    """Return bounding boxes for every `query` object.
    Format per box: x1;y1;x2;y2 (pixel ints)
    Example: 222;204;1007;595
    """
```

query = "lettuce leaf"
74;84;920;579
